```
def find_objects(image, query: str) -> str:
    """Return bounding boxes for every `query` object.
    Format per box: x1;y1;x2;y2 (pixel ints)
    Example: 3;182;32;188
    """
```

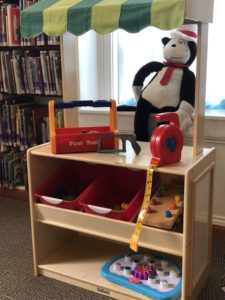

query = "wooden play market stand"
23;0;215;299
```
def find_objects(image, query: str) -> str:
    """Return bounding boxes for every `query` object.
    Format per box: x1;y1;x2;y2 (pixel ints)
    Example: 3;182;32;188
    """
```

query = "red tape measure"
150;112;183;166
130;112;183;252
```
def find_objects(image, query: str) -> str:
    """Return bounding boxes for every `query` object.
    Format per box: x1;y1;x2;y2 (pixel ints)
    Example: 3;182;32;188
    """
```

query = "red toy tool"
150;112;183;166
49;99;118;154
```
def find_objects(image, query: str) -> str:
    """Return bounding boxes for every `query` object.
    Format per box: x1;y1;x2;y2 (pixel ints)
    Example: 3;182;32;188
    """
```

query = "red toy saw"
150;112;184;166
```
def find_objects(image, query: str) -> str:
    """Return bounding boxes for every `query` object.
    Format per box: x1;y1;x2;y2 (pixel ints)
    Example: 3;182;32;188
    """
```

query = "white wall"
79;109;225;227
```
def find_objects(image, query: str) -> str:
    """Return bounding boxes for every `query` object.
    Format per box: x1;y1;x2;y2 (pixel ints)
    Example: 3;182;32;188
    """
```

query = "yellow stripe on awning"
91;0;126;34
44;0;82;35
151;0;184;30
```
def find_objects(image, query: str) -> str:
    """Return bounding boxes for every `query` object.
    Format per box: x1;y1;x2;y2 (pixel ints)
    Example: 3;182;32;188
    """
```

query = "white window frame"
78;31;117;102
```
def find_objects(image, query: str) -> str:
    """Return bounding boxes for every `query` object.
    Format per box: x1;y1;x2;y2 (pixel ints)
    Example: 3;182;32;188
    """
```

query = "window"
78;0;222;111
205;0;225;109
78;28;170;105
78;32;114;101
115;27;170;106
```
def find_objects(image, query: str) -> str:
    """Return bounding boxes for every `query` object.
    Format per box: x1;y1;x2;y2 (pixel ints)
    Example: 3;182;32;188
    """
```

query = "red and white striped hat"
171;25;198;43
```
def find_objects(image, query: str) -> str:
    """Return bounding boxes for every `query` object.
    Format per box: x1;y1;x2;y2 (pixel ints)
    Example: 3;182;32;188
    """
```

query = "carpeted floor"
0;197;224;300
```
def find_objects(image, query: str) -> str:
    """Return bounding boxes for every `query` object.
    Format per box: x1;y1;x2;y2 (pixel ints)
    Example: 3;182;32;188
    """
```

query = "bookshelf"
0;46;61;95
0;0;74;198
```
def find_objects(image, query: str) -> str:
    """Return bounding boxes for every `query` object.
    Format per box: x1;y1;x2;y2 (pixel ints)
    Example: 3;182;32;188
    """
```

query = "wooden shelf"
27;142;215;299
35;203;183;257
28;142;215;176
37;233;181;300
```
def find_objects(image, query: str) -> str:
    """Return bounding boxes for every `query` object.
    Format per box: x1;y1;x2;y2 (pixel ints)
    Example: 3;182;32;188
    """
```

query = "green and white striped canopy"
21;0;185;38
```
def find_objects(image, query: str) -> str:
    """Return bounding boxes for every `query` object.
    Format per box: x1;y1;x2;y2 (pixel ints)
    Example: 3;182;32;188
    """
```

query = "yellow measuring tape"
130;162;157;252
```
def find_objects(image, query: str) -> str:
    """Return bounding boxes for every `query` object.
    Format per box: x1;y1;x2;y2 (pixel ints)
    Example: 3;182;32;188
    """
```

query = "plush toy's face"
163;37;191;64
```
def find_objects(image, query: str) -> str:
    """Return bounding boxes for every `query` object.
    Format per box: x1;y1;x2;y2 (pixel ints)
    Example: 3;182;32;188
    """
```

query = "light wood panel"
193;23;209;155
60;33;80;127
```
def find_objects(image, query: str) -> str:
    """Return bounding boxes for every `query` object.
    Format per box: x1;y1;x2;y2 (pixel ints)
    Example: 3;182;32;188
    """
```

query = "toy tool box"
49;99;118;154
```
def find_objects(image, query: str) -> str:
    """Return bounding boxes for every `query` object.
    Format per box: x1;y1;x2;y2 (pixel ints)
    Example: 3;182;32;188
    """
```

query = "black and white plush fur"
133;36;197;142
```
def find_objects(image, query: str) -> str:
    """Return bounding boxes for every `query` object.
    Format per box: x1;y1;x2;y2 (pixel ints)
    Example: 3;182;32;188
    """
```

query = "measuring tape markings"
130;162;157;252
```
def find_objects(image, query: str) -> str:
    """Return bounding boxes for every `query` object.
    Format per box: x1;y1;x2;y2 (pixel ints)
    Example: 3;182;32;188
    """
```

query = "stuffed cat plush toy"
133;27;197;141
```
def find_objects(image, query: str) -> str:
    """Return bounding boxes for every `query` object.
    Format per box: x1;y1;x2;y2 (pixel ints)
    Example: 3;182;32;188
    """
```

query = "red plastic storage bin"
34;161;104;210
77;166;146;221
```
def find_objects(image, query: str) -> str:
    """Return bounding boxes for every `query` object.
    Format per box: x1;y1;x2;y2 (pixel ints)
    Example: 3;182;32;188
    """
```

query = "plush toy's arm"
176;70;195;132
180;70;195;107
176;100;194;131
132;62;163;100
132;86;143;101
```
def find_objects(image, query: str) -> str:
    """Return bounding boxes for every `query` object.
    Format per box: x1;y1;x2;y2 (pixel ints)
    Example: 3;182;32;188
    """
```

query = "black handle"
54;100;112;109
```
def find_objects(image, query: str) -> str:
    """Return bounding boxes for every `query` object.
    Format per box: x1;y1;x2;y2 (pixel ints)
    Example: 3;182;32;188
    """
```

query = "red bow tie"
160;61;189;85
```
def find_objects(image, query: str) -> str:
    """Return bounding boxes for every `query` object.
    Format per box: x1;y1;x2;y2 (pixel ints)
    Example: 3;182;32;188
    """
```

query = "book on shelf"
32;105;48;145
21;150;28;190
4;51;16;94
1;3;8;46
0;51;8;93
39;50;50;95
47;35;60;45
8;148;21;189
0;51;17;94
0;152;3;187
20;106;34;150
0;52;4;92
16;101;37;150
36;33;46;46
0;147;25;189
6;4;20;46
0;5;3;46
0;97;55;152
49;50;62;95
9;157;24;189
0;148;10;187
1;147;17;188
1;103;11;146
9;101;18;147
11;50;26;94
30;57;42;94
0;97;34;148
20;55;29;93
24;51;35;94
45;52;55;95
35;56;44;94
54;51;62;95
0;104;2;149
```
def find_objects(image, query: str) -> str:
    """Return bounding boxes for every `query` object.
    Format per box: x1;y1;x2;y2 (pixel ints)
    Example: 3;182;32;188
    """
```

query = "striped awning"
21;0;185;38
